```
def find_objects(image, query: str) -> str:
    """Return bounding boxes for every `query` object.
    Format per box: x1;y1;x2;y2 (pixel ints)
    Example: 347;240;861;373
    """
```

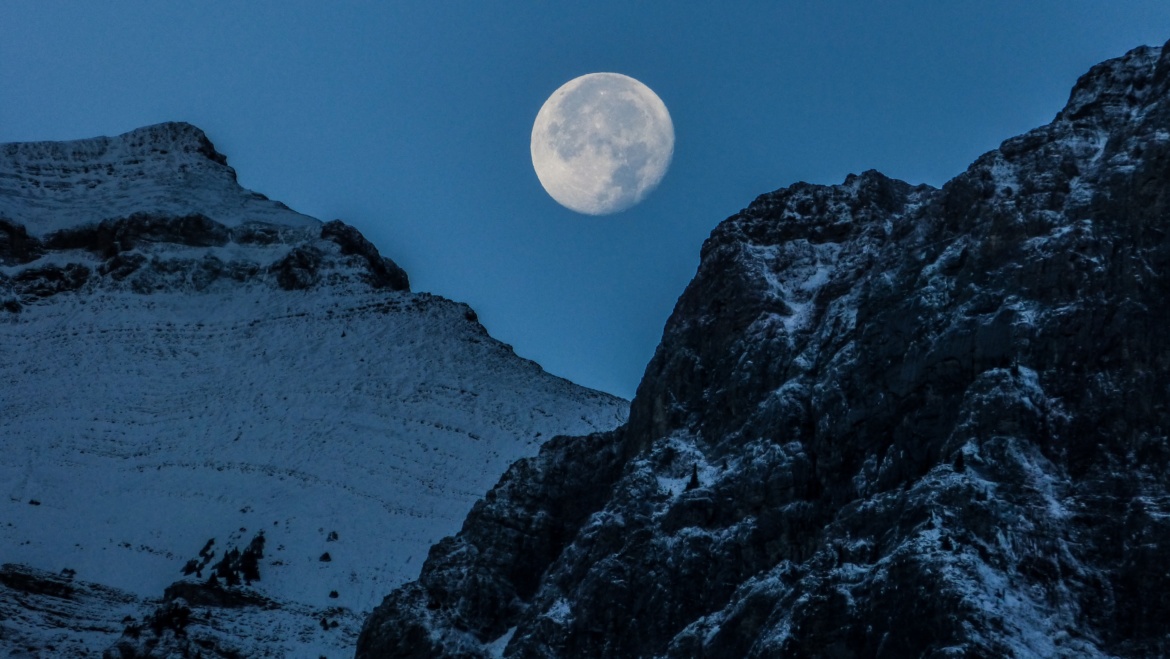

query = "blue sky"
3;2;1169;398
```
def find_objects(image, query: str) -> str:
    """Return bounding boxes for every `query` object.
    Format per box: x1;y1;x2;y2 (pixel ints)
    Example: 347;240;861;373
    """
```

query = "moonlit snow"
0;123;629;656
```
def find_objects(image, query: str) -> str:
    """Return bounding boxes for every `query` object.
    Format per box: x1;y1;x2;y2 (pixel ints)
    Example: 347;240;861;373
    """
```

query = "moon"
531;73;674;215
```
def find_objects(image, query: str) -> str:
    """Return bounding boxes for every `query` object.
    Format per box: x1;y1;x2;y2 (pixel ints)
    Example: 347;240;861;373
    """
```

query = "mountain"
0;123;628;657
357;40;1170;658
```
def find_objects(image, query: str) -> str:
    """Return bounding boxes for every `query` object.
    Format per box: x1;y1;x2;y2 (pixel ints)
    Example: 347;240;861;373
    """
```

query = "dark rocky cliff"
358;40;1170;658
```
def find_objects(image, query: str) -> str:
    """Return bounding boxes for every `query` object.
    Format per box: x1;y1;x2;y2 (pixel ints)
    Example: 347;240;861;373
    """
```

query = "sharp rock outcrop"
358;40;1170;658
0;123;628;657
0;122;411;308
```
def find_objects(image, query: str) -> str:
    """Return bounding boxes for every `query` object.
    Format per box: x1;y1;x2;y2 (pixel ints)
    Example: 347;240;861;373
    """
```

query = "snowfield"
0;123;628;657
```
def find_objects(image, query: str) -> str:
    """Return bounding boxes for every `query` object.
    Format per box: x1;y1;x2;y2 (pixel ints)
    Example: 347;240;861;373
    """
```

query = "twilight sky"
3;2;1169;399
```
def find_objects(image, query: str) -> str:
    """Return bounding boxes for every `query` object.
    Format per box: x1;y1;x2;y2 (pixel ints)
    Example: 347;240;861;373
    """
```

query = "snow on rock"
0;122;319;236
358;39;1170;658
0;124;628;657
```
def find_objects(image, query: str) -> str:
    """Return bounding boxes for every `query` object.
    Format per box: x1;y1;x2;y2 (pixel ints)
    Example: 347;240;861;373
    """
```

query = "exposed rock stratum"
358;40;1170;658
0;123;627;658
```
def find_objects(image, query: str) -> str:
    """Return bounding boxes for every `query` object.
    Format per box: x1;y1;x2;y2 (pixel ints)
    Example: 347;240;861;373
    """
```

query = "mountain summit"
358;41;1170;658
0;123;627;657
0;121;319;236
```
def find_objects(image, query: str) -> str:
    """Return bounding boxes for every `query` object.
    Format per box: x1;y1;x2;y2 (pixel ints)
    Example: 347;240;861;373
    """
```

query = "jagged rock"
358;40;1170;658
230;222;301;245
271;244;324;290
97;252;147;281
357;430;629;657
162;581;272;609
0;563;77;600
0;217;43;265
42;212;232;254
0;123;413;305
11;263;90;299
0;564;143;656
2;212;410;305
103;599;217;659
322;219;410;291
0;122;282;228
1;121;629;658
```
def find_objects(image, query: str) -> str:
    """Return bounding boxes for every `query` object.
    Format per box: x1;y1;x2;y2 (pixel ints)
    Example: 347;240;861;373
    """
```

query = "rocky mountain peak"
0;122;628;657
626;168;932;450
2;121;228;169
1;123;415;310
358;38;1170;658
0;122;318;236
1057;44;1163;125
126;121;230;165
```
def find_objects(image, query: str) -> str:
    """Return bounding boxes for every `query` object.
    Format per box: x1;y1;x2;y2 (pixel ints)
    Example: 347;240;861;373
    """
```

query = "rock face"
358;41;1170;657
0;563;145;656
0;123;628;657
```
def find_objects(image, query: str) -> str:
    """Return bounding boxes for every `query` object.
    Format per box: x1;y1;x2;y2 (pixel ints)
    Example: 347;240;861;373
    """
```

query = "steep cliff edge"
358;41;1170;658
0;123;628;658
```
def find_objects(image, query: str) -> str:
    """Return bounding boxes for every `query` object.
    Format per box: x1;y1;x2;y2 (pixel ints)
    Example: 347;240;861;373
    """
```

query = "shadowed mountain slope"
358;40;1170;659
0;123;628;658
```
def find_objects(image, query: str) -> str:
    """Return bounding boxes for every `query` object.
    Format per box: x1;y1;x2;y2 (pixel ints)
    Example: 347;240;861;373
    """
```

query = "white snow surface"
2;285;625;604
0;563;369;659
0;285;626;655
0;122;320;236
0;123;628;656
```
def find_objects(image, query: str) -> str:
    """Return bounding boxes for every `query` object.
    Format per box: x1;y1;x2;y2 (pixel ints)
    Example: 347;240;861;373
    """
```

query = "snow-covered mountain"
0;123;628;657
358;40;1170;657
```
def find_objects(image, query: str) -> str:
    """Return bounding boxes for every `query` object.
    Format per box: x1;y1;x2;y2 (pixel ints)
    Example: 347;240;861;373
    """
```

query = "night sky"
3;2;1169;398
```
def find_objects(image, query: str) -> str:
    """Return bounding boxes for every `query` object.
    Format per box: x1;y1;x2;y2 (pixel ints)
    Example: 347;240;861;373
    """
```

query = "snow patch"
485;626;516;658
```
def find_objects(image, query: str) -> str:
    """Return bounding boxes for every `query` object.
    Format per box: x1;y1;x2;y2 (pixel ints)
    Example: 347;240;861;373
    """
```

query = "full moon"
531;73;674;215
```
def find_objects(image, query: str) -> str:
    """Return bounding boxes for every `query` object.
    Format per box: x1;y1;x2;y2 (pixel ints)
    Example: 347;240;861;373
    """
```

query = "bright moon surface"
531;73;674;215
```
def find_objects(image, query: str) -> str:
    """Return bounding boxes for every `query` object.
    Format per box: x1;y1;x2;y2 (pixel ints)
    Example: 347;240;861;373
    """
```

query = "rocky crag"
0;123;627;657
358;41;1170;657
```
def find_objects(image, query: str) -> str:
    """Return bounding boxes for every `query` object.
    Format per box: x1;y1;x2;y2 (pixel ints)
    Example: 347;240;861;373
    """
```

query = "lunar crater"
531;73;674;215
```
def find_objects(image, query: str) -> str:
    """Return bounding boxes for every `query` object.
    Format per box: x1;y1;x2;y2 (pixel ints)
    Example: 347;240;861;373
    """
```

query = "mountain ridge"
0;121;628;657
357;39;1170;658
0;122;318;237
